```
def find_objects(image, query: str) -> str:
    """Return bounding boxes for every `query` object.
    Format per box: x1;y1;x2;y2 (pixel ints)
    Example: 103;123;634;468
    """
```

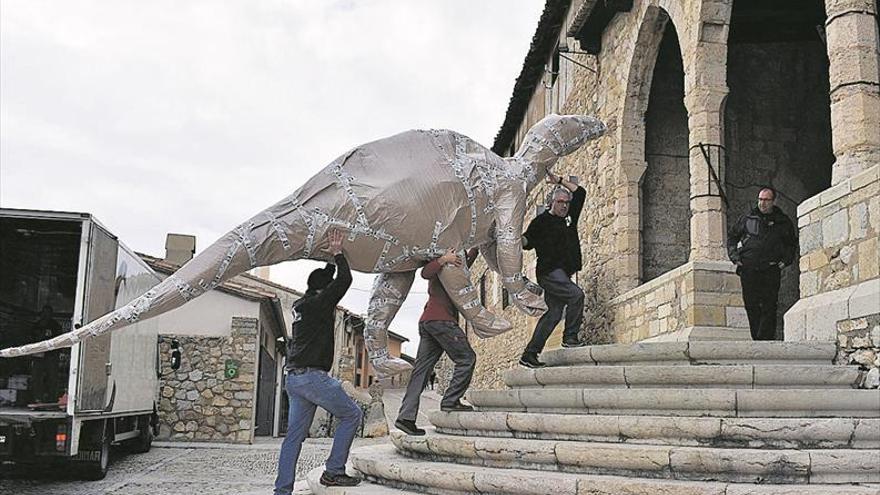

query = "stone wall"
835;314;880;389
610;261;749;343
785;165;880;350
157;317;258;443
796;166;879;297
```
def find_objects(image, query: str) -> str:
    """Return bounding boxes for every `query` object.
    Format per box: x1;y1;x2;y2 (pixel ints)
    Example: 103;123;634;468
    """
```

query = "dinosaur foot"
370;356;413;378
470;309;513;338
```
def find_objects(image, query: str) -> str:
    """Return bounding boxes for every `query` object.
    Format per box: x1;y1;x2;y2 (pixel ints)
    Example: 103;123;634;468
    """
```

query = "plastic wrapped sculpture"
0;114;606;375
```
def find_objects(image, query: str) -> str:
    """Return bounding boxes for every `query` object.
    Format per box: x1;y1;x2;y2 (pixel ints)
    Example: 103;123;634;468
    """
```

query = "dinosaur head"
514;114;606;171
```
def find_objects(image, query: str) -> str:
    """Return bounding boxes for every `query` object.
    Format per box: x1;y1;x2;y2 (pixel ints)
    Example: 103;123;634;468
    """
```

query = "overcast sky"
0;0;544;355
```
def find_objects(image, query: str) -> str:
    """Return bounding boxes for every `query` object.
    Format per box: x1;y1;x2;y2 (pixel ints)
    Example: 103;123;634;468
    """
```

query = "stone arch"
641;16;691;282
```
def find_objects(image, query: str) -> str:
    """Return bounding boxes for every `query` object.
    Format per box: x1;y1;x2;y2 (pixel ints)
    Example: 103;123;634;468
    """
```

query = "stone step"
351;444;880;495
306;466;417;494
428;411;880;449
388;431;880;484
503;364;863;389
466;388;880;417
541;341;836;367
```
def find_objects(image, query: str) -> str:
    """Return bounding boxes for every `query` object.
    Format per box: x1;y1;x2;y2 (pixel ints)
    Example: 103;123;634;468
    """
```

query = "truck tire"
78;420;111;480
129;415;153;454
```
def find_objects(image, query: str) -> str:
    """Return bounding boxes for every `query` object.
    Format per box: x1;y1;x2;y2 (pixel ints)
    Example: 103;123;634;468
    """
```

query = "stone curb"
503;364;862;389
350;444;880;495
466;388;880;418
387;431;880;484
428;412;880;449
541;341;836;367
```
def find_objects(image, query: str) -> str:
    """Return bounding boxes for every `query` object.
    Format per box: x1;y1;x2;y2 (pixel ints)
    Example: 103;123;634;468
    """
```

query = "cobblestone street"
0;436;397;495
0;389;436;495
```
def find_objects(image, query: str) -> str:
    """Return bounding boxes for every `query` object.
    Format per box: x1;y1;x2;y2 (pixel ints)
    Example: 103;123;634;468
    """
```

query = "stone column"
684;84;729;262
613;162;646;292
825;0;880;184
682;4;733;263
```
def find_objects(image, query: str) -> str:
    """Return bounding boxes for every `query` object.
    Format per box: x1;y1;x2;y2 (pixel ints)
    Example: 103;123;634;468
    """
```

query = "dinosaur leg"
365;271;416;377
438;261;512;338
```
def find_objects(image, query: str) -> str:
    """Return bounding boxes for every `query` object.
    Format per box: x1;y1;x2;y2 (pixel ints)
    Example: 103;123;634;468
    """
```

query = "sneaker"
394;418;426;436
518;353;546;368
440;400;474;412
319;471;361;487
562;339;586;348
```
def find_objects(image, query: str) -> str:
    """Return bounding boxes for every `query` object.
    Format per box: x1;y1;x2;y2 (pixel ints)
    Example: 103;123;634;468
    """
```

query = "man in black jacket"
727;188;797;341
518;172;587;368
274;229;362;494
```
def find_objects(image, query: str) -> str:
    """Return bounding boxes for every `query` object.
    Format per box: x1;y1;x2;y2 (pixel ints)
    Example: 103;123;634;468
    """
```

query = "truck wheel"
129;416;153;454
80;421;111;480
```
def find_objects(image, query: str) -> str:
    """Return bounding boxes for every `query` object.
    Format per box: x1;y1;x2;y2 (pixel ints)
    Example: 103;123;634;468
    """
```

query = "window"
479;274;487;307
551;46;560;86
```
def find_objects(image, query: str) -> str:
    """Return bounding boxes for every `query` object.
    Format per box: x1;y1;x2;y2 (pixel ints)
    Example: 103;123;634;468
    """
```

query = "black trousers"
525;269;585;354
739;266;781;341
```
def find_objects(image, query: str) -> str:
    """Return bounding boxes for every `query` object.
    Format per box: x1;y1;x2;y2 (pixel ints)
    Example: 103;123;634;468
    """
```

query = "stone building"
144;250;291;443
459;0;879;390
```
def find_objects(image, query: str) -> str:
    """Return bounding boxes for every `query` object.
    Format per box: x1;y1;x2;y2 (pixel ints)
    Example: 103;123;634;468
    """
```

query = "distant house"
142;234;409;443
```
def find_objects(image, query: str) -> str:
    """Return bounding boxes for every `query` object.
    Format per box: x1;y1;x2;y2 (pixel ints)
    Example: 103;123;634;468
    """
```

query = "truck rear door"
75;223;118;413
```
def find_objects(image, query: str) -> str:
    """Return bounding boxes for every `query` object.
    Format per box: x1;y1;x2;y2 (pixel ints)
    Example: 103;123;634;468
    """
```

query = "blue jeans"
273;369;363;495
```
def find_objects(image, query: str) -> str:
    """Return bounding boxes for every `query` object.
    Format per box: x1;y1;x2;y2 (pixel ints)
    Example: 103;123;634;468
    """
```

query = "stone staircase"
307;341;880;494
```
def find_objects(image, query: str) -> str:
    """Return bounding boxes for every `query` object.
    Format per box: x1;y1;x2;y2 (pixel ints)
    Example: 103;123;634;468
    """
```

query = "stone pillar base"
610;260;751;343
785;278;879;342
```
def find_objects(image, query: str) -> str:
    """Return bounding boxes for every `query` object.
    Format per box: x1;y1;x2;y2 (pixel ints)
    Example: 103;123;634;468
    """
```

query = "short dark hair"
307;264;335;291
758;187;776;200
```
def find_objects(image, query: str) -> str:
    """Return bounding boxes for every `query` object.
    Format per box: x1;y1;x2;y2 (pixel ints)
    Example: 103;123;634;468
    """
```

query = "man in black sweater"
727;188;797;341
519;172;587;368
274;230;362;494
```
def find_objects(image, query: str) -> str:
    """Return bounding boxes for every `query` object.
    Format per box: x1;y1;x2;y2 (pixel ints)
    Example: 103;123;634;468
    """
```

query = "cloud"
0;0;543;354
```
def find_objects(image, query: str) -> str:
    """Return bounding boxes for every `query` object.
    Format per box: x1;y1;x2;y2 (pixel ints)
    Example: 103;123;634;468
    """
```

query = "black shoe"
440;400;474;412
319;471;361;487
562;339;586;348
519;353;546;368
394;418;426;436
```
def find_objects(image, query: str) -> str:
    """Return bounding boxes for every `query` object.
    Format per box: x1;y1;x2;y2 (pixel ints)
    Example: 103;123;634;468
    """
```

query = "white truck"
0;208;179;479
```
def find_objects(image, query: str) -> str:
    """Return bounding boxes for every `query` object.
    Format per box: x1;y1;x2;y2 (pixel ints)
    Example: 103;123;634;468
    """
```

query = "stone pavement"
0;388;442;495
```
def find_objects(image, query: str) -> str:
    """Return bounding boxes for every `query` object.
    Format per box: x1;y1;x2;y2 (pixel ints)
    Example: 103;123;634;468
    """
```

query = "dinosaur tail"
0;199;313;358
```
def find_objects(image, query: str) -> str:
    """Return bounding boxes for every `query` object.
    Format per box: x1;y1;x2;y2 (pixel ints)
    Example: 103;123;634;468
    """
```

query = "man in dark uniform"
519;172;587;369
727;188;797;341
274;230;362;494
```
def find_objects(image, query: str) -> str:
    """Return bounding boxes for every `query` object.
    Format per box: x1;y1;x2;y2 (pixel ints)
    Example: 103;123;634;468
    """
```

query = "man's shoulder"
772;207;793;224
527;211;550;226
